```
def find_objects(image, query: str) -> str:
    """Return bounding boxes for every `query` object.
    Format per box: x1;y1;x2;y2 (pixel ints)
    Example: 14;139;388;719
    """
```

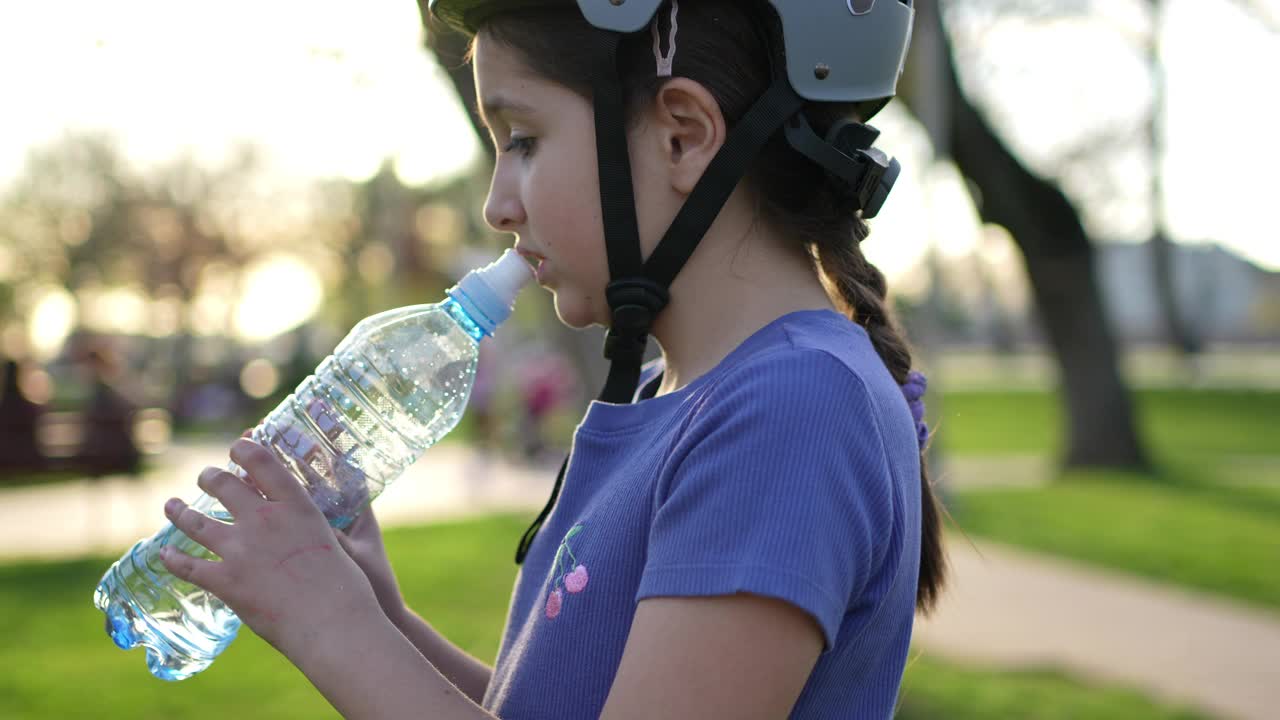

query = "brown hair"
475;0;945;614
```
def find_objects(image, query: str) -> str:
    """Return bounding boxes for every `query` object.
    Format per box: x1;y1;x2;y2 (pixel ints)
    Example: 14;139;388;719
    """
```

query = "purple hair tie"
901;370;930;449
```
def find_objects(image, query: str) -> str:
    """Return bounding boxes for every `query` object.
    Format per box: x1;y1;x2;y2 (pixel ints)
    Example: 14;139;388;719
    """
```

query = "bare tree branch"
1228;0;1280;34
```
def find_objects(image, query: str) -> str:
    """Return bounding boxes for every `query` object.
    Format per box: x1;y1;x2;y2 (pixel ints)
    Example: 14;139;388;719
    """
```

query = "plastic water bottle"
93;249;532;681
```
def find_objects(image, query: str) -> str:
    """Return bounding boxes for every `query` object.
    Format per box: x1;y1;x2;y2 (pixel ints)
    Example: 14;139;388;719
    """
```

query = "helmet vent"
848;0;875;15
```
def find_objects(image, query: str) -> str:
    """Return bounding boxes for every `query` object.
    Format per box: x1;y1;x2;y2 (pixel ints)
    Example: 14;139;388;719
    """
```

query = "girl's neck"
649;212;836;397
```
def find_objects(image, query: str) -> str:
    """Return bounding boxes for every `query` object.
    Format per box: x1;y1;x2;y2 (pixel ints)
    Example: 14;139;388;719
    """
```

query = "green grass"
896;655;1208;720
0;468;89;489
0;515;1212;719
0;516;525;720
937;389;1280;458
950;470;1280;610
935;389;1280;610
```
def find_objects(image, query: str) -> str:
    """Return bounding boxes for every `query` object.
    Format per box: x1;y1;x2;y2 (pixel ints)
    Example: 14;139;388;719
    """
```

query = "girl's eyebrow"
477;94;535;130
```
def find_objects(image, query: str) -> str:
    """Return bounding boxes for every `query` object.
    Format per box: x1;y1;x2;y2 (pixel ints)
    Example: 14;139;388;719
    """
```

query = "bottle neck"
443;297;488;343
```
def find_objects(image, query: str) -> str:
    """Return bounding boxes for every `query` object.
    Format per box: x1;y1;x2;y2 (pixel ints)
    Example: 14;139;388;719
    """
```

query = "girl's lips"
515;247;543;264
516;248;548;284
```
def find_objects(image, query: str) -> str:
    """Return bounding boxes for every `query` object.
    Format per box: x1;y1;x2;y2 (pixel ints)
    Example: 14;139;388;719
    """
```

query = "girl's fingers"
165;498;232;555
332;526;357;555
159;544;226;593
229;439;307;504
344;508;379;539
197;466;264;518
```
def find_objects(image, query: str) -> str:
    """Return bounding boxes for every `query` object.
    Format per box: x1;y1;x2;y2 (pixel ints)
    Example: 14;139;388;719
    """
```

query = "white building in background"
1094;241;1280;344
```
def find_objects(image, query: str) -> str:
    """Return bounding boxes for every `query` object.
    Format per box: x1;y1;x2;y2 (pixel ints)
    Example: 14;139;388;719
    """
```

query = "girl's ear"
650;78;727;196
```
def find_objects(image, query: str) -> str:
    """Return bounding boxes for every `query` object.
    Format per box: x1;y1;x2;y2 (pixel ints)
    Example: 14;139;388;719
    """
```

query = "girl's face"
473;34;669;329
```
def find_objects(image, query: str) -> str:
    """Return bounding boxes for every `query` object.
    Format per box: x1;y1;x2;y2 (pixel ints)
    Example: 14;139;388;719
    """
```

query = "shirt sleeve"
636;349;898;649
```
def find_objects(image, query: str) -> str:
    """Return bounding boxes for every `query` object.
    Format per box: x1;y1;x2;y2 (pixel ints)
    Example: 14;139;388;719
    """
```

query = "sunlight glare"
233;254;324;342
0;0;481;188
28;286;77;361
80;286;149;336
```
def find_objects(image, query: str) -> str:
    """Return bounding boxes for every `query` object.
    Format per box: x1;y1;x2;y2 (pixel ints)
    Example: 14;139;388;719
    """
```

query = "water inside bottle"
95;300;481;680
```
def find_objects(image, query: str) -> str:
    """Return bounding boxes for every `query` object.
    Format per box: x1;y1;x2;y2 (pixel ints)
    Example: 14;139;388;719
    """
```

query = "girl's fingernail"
159;546;170;559
165;499;181;515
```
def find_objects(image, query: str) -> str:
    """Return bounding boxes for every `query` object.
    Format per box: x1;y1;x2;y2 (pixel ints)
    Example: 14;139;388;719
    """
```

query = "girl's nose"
483;172;526;233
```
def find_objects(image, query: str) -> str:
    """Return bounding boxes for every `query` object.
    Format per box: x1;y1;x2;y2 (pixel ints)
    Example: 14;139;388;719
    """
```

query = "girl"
159;1;946;717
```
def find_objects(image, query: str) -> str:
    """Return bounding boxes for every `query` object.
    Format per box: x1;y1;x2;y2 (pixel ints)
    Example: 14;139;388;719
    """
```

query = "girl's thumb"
332;527;357;556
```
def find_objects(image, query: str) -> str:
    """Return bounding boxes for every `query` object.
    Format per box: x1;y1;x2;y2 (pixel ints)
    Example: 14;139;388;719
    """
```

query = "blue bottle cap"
447;249;534;335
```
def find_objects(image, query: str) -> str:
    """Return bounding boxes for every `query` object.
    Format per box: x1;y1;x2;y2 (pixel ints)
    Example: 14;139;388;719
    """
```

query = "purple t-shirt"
482;310;922;719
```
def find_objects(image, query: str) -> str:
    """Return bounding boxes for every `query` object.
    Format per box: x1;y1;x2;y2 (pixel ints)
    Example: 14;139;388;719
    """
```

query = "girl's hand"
237;429;407;627
159;438;382;662
334;509;408;625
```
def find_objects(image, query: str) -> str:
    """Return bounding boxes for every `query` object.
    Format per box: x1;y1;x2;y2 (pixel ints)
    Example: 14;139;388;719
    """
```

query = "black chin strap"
515;29;804;564
515;25;897;564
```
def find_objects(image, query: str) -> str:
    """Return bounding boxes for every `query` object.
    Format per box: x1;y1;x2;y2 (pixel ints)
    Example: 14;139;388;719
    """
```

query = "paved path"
2;441;1277;719
0;440;556;562
914;539;1280;720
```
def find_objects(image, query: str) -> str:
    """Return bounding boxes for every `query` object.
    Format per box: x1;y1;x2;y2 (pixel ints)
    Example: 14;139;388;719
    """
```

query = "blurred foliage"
0;133;518;433
0;515;1209;720
2;135;268;322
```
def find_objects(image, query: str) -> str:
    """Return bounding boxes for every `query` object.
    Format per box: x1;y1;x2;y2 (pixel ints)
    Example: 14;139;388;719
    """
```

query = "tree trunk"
1151;230;1202;355
905;2;1148;469
1148;0;1203;359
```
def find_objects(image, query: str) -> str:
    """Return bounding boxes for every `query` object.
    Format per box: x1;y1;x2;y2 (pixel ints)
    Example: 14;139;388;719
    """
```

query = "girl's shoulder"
629;310;910;451
707;309;892;402
676;310;918;464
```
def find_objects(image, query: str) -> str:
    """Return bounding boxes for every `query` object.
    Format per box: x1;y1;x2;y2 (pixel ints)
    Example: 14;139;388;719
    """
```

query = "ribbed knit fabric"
482;310;922;719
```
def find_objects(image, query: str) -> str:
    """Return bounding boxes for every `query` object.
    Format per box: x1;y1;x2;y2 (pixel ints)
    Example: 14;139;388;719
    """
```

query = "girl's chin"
552;294;606;330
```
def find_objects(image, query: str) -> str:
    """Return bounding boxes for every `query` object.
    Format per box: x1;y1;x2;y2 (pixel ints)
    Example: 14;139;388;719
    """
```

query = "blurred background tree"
899;0;1150;468
901;0;1277;468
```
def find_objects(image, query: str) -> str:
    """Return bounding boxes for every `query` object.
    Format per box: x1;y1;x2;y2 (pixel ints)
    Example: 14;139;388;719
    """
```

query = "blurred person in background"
0;358;45;473
515;344;576;462
74;340;142;479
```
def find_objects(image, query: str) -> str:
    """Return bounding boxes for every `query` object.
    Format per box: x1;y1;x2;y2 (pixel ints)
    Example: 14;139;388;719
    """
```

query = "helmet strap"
517;23;837;565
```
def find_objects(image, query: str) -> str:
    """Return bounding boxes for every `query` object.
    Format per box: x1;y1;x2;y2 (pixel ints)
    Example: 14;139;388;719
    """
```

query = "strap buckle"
783;112;902;219
602;278;669;360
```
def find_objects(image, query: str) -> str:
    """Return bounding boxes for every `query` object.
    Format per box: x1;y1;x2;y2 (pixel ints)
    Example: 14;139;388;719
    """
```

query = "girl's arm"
335;510;493;703
384;605;493;704
290;602;496;720
234;428;494;703
159;440;497;720
600;594;823;719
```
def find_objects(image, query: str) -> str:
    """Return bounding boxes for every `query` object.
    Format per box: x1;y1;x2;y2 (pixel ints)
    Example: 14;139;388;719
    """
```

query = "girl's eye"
503;136;537;157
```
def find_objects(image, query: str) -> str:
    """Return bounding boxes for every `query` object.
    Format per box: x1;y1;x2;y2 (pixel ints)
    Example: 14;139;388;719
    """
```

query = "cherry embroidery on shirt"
545;589;563;619
564;564;589;593
545;524;588;620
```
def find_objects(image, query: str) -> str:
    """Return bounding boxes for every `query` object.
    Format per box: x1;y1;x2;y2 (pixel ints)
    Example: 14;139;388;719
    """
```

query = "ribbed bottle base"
93;543;238;681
